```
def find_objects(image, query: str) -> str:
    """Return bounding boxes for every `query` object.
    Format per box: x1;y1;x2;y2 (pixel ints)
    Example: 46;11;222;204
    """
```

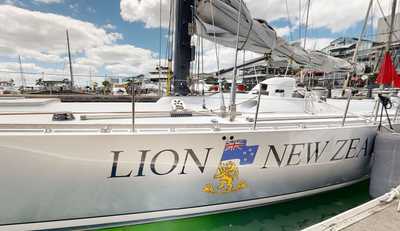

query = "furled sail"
195;0;352;73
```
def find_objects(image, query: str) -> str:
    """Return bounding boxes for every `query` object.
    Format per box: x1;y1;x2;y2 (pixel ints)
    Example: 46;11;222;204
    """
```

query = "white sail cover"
195;0;352;73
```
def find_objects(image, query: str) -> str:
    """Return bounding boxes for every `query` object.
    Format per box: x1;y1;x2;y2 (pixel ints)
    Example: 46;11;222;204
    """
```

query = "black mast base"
173;0;195;96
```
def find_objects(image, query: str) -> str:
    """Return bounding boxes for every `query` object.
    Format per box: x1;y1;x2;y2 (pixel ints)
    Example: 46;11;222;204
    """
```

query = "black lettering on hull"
180;148;213;175
150;149;179;175
109;151;132;178
262;144;289;168
331;140;348;161
307;141;329;164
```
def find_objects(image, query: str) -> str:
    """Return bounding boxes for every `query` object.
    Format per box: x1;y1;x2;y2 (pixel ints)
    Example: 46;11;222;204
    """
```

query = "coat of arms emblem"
203;139;259;194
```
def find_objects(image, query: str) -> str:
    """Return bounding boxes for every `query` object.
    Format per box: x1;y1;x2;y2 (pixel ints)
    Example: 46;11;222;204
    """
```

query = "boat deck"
0;96;390;134
0;111;374;134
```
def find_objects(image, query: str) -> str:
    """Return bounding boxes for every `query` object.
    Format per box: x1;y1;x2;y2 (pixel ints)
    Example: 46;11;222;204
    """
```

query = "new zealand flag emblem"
203;139;259;194
221;140;259;165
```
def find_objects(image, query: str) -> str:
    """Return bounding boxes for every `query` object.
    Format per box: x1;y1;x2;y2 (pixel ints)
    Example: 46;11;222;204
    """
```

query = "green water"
102;181;370;231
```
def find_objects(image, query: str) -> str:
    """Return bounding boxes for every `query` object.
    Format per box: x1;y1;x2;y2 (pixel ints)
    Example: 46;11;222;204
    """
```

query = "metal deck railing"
0;117;375;135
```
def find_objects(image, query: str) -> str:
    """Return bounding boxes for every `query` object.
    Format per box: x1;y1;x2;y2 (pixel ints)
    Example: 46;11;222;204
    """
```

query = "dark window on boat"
261;84;269;95
275;89;285;93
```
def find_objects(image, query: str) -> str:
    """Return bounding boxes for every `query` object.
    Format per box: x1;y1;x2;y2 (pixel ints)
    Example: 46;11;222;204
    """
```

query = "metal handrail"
0;119;374;135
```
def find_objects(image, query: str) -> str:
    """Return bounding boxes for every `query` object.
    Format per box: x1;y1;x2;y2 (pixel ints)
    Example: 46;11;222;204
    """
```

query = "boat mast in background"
66;29;74;90
18;55;25;90
173;0;194;96
386;0;398;52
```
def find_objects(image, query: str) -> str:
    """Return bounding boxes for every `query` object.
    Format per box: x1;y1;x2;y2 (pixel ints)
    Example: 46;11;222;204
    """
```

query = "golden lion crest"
203;161;248;194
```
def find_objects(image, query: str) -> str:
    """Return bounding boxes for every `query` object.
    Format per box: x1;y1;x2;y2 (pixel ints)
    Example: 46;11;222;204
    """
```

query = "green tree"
36;78;44;86
102;80;111;95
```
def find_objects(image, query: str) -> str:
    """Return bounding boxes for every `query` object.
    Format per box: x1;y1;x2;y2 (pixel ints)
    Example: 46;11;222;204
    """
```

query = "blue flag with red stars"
221;140;259;165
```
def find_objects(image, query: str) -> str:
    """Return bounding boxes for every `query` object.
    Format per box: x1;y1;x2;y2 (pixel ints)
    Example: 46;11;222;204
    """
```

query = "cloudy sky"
0;0;395;86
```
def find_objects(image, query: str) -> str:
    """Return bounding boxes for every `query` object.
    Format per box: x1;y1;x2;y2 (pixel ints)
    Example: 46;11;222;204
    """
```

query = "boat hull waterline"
0;126;376;229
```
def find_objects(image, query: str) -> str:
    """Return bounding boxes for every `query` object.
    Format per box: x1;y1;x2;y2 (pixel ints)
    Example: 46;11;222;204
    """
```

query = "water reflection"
102;181;370;231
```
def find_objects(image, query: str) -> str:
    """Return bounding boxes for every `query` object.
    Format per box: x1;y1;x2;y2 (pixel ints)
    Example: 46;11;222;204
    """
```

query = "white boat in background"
112;84;128;96
0;80;19;95
248;77;297;97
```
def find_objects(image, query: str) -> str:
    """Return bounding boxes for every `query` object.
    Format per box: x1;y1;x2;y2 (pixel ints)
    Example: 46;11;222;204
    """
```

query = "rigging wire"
303;0;311;49
242;50;246;83
158;0;163;96
63;41;69;78
194;0;201;94
165;0;174;66
200;25;206;103
298;0;302;40
370;1;375;40
298;0;310;43
398;0;400;13
284;0;294;41
190;2;197;93
210;0;226;112
201;35;204;78
165;0;175;96
229;0;244;121
196;35;201;94
377;0;400;42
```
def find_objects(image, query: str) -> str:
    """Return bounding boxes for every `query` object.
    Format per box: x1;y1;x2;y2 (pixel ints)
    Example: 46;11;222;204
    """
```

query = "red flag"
394;74;400;88
376;52;398;85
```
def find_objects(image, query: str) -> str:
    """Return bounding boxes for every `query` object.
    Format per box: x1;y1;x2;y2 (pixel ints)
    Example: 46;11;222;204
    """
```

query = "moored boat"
0;0;393;229
0;86;386;230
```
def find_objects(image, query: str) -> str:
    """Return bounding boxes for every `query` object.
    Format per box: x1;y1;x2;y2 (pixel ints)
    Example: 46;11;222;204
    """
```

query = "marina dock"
304;186;400;231
0;94;160;103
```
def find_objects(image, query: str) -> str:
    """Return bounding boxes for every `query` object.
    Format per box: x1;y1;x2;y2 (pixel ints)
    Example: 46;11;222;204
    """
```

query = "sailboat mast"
173;0;194;96
66;29;74;89
387;0;398;52
18;55;25;89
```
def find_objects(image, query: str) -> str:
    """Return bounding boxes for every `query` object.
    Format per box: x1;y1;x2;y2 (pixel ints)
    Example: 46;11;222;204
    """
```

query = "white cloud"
120;0;386;34
1;0;380;88
33;0;63;4
275;26;291;37
87;6;96;13
0;0;24;6
0;5;122;61
0;5;159;84
108;32;124;41
246;0;383;33
84;44;160;75
102;23;116;30
193;37;259;73
299;38;334;50
120;0;170;28
118;0;384;73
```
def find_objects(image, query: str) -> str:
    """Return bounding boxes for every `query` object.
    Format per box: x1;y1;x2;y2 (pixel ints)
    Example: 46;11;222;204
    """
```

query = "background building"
376;13;400;43
322;37;381;74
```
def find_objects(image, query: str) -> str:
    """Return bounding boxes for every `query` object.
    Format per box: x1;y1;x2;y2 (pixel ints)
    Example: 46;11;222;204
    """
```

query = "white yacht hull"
0;126;376;229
